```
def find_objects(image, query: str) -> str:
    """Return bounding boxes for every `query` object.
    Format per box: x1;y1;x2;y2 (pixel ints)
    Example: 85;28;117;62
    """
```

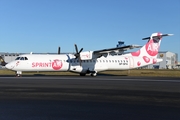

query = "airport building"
0;52;20;63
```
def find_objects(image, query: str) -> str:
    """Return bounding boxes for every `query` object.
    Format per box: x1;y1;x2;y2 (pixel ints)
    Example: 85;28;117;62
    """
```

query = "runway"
0;76;180;120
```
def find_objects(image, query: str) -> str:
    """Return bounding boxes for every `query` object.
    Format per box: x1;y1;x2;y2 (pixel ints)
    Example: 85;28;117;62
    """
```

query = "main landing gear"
91;72;97;77
79;71;97;77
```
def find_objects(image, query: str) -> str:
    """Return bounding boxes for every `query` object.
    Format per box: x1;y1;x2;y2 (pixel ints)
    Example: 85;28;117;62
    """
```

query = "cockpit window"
20;57;24;60
15;57;28;60
25;57;28;60
15;57;20;60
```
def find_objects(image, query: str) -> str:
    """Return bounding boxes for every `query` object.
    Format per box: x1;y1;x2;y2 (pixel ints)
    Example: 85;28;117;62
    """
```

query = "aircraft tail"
0;56;7;66
130;32;173;58
122;32;173;67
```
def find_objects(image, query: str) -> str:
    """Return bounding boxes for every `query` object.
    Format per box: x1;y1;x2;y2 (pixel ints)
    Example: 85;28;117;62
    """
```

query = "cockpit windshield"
20;57;24;60
15;57;28;60
15;57;20;60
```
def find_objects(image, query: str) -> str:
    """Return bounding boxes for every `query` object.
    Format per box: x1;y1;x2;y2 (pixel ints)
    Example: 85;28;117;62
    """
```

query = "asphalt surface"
0;75;180;120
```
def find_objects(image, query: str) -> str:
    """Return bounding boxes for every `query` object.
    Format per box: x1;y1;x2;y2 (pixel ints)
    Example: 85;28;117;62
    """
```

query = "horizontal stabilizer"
142;34;174;40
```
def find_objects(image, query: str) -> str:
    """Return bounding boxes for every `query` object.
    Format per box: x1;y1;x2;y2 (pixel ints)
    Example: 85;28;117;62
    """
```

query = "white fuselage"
5;53;156;74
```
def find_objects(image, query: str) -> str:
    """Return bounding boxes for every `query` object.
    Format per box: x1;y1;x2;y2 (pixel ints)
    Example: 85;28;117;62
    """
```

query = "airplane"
4;32;173;77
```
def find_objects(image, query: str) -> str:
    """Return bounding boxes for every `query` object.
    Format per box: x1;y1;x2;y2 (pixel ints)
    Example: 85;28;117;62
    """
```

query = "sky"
0;0;180;60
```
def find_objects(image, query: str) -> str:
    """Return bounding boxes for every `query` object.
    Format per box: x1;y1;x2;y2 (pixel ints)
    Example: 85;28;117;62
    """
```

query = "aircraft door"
129;57;134;68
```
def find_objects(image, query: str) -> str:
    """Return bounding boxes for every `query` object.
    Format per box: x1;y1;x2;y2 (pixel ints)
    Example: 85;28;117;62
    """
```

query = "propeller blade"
74;44;84;66
79;48;83;54
74;44;78;53
78;57;82;66
58;46;60;54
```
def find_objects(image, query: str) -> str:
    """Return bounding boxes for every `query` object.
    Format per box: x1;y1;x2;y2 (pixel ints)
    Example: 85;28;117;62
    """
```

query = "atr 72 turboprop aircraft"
3;32;173;77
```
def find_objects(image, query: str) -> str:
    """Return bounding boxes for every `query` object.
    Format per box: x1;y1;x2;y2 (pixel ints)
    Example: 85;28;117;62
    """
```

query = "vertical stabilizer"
123;32;173;67
130;33;173;59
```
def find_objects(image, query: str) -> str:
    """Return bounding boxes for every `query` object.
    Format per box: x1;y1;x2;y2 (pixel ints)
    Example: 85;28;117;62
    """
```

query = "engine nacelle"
80;51;93;60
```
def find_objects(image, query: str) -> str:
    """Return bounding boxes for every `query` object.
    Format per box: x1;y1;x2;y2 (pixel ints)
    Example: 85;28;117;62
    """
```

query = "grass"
0;69;180;77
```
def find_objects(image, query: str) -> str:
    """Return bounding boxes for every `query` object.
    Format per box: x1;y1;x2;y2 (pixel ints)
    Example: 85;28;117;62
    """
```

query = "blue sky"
0;0;180;60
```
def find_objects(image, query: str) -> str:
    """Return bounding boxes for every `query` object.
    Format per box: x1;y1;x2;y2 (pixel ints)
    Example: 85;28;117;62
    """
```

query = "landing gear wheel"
16;74;21;77
16;71;22;77
91;73;97;77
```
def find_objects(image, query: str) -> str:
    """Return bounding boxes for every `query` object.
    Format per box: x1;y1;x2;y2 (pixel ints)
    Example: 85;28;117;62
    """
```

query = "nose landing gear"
16;71;22;77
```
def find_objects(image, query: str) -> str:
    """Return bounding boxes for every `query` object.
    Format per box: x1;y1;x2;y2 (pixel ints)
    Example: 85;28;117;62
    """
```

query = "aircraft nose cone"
5;63;13;69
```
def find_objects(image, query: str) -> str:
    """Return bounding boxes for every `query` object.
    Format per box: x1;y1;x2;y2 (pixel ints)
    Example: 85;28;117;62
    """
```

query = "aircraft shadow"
97;73;128;76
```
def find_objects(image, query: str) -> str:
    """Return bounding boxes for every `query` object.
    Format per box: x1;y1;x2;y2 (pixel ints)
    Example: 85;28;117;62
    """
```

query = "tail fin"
0;56;7;66
130;32;173;58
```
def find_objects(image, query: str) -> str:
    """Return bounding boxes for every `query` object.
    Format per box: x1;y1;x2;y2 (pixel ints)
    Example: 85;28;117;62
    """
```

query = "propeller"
58;46;60;54
74;44;83;66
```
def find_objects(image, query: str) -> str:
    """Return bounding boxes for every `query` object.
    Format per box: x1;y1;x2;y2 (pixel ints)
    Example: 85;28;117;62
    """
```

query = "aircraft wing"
93;44;142;54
